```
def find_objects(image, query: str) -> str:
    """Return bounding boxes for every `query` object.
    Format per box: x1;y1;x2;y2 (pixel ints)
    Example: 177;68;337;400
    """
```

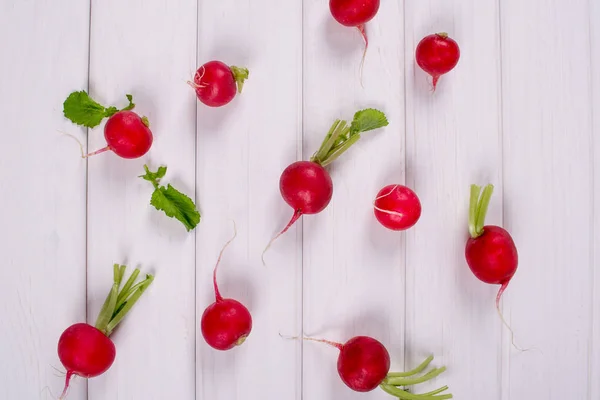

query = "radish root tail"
58;370;74;400
187;66;208;89
58;130;110;158
357;24;368;88
496;282;530;352
279;333;343;350
431;75;440;91
261;210;302;266
213;220;238;302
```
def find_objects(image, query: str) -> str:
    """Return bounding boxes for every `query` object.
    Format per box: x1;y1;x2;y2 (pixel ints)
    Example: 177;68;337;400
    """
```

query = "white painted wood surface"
0;0;597;399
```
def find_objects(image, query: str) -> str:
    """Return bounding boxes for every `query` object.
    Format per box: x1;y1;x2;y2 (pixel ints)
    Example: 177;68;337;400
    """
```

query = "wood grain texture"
590;0;599;398
301;0;405;398
0;1;89;399
404;0;503;398
500;0;594;398
86;1;198;399
195;0;303;399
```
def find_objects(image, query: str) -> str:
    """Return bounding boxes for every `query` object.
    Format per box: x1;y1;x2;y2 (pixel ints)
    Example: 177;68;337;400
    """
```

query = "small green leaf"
141;164;200;231
63;91;108;128
349;108;389;135
139;164;167;187
150;184;200;231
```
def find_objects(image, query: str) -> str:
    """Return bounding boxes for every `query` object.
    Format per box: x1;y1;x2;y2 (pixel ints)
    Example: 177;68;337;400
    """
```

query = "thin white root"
57;130;85;158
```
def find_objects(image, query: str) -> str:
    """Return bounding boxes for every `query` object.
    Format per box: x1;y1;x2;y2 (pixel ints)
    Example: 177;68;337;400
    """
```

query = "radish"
415;33;460;90
188;61;249;107
63;91;153;159
262;108;388;263
201;224;252;350
373;184;422;231
329;0;380;81
57;265;154;399
295;335;452;398
466;184;524;347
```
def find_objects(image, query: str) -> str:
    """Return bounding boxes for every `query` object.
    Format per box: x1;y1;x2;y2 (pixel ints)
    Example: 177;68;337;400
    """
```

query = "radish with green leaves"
140;164;201;232
262;109;388;262
297;335;452;398
57;265;153;399
63;91;153;159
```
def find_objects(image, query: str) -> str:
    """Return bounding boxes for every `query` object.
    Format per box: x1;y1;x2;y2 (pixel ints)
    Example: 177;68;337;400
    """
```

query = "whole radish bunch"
300;335;452;398
189;61;249;107
262;108;388;262
329;0;380;79
63;91;153;159
373;184;422;231
201;224;252;350
416;33;460;90
466;184;521;343
57;265;153;399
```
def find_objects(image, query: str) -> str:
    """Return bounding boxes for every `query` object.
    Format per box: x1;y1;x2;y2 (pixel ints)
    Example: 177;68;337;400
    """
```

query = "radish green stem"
421;386;450;396
386;355;433;378
94;264;154;336
469;184;494;238
385;367;447;386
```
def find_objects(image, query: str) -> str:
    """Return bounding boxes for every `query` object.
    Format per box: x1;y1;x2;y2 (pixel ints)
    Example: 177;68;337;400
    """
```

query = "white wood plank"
500;1;594;398
301;1;405;398
590;1;599;398
404;0;503;398
195;0;303;399
0;1;89;399
86;1;197;398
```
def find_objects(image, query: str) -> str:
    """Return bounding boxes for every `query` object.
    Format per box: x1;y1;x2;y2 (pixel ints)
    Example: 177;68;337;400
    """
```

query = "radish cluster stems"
380;356;452;399
95;264;154;336
468;184;494;238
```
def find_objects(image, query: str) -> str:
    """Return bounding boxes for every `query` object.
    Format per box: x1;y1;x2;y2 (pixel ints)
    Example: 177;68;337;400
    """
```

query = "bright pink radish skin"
373;184;422;231
57;265;153;399
329;0;380;79
298;335;452;398
189;61;249;107
95;111;153;159
201;225;252;351
262;109;389;263
416;33;460;90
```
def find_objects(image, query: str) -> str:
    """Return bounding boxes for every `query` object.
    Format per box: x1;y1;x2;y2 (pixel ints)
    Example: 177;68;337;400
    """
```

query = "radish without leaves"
373;184;422;231
189;61;249;107
329;0;380;80
201;224;252;350
263;109;388;263
416;33;460;90
57;265;153;399
298;335;452;398
63;91;153;159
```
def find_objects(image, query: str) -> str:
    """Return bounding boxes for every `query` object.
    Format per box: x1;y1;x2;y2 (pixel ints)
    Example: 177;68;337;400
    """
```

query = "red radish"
189;61;249;107
373;184;422;231
416;33;460;90
201;224;252;350
294;335;452;398
57;265;153;399
466;184;523;347
262;109;389;263
329;0;380;81
63;91;153;159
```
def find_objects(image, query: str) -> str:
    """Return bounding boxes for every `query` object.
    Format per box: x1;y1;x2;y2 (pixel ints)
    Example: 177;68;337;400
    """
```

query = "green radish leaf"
63;91;136;128
349;108;389;135
141;165;200;231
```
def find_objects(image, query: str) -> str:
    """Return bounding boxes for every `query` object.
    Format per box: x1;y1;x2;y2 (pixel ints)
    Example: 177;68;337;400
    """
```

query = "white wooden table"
1;0;598;399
